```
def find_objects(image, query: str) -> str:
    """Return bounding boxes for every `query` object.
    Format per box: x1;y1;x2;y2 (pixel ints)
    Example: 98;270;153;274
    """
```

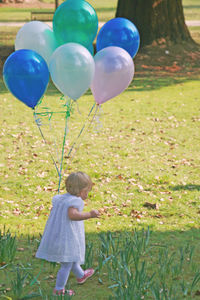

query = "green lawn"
183;0;200;20
0;0;118;22
189;26;200;44
1;74;200;234
0;8;54;22
0;0;199;22
1;66;200;298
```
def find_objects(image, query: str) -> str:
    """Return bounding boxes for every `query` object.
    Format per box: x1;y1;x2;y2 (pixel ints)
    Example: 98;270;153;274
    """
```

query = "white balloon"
15;21;58;66
49;43;95;100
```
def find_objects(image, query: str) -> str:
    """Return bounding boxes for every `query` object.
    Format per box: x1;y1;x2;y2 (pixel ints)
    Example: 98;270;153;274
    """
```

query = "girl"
36;172;99;296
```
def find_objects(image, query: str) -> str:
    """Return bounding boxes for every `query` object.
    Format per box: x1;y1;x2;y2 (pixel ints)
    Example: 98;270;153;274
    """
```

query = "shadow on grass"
126;76;200;92
1;38;200;93
183;5;200;9
170;184;200;191
85;227;200;249
0;40;200;97
95;7;115;13
0;75;199;98
0;226;200;299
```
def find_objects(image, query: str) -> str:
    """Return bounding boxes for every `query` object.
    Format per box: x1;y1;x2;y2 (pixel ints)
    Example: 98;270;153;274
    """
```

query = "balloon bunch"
3;0;140;107
2;0;140;191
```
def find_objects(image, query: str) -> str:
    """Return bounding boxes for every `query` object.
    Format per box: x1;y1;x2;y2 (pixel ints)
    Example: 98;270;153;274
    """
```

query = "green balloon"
53;0;98;47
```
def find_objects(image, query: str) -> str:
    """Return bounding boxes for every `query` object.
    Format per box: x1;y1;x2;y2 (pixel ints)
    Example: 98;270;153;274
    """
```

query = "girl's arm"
68;207;99;221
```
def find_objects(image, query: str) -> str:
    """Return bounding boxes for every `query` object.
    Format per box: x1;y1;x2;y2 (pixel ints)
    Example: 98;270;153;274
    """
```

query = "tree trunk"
55;0;59;10
116;0;194;47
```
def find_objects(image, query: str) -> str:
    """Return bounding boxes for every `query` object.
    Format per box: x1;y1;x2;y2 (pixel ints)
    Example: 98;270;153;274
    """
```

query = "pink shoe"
77;268;95;284
53;288;75;296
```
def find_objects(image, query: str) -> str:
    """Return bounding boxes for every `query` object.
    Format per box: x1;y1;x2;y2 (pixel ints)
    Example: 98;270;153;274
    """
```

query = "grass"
0;0;118;22
0;7;55;22
183;0;200;20
1;42;200;297
188;26;200;44
0;228;200;299
0;0;199;22
1;68;200;233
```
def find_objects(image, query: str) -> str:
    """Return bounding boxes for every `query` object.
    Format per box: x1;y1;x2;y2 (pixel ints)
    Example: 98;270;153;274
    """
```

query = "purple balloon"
91;47;134;104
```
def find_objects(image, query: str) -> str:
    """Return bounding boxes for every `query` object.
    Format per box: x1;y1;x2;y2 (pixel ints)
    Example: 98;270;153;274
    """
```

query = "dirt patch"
1;42;200;78
135;42;200;77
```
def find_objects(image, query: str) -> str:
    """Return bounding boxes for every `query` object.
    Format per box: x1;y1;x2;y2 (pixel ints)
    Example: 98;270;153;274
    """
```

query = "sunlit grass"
1;75;200;234
0;0;199;23
183;0;200;20
189;26;200;44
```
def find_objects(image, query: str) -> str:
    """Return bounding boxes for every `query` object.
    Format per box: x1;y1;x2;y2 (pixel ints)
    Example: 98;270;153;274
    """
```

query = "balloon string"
46;97;72;167
33;110;60;177
57;99;72;193
69;104;100;161
76;100;82;115
34;100;97;191
38;106;61;165
63;103;99;174
33;97;73;190
94;104;103;132
48;112;60;166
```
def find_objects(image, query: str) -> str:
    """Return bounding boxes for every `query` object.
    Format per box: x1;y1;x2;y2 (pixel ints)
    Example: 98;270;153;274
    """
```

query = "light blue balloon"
49;43;95;100
97;18;140;58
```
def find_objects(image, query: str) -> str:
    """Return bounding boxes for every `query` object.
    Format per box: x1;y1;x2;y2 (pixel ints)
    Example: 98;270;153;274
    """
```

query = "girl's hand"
68;207;99;221
90;209;100;218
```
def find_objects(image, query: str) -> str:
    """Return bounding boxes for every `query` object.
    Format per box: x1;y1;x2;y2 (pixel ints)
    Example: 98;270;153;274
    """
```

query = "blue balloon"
3;49;49;109
96;18;140;58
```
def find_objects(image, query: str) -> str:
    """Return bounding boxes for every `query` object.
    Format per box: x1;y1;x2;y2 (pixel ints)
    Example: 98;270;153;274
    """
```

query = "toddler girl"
36;171;99;296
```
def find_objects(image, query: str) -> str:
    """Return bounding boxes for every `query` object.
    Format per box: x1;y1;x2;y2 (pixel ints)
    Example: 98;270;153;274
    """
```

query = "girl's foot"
53;288;75;296
77;268;95;284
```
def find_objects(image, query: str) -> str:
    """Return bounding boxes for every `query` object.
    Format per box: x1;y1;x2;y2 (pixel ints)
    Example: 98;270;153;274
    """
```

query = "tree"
116;0;194;47
55;0;59;10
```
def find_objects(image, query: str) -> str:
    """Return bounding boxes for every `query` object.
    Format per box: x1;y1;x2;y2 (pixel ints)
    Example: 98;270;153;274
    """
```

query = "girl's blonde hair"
65;172;92;196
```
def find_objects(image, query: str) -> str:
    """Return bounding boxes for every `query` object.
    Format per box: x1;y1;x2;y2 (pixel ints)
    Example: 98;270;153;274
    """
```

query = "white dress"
36;193;85;264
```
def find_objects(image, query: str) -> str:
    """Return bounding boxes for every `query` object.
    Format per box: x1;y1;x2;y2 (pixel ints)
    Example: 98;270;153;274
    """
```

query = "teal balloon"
87;43;94;56
53;0;98;47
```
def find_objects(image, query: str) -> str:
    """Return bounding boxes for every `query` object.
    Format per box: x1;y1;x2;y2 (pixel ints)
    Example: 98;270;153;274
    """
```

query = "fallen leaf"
143;202;159;209
154;214;163;218
116;174;124;180
13;208;21;216
17;248;25;252
195;290;200;296
130;209;143;219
